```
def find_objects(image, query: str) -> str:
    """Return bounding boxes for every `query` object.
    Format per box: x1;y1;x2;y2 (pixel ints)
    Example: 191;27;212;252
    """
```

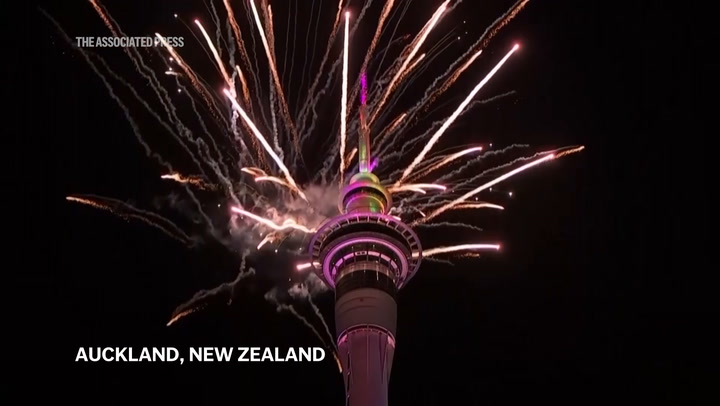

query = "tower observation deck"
308;133;423;404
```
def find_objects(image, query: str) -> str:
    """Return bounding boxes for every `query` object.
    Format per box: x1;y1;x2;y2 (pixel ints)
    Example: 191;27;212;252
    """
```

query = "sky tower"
307;71;422;405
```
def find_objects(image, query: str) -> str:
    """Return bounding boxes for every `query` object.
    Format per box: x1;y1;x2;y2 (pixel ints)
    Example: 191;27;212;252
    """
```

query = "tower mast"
358;73;370;173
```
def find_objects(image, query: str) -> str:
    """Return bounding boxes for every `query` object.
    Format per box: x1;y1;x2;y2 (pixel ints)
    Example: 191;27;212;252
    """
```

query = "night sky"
10;0;694;403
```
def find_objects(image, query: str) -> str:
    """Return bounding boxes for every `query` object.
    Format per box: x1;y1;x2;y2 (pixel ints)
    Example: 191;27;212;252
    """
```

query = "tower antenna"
358;72;371;173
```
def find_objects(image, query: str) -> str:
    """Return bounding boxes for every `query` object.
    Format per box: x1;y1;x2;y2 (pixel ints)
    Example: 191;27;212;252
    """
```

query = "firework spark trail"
388;184;447;194
288;281;337;351
417;144;531;191
375;91;515;162
375;92;515;162
389;0;530;140
269;66;281;158
233;66;252;108
419;49;483;116
88;1;230;181
295;262;321;271
225;90;308;200
167;305;209;326
161;173;214;190
378;42;446;108
460;90;517;114
223;0;253;81
294;1;315;112
262;4;283;160
476;0;531;52
43;12;221;239
346;0;395;121
369;0;412;80
66;196;192;245
424;257;455;266
88;0;176;125
316;31;430;182
207;0;225;61
553;145;586;159
155;34;221;119
90;55;214;180
169;83;249;207
418;150;548;210
165;268;255;327
167;257;256;326
231;207;316;234
454;202;505;210
415;222;484;232
307;294;335;350
414;152;549;210
241;2;268;114
295;0;320;117
376;31;465;124
298;0;375;147
231;69;265;164
305;1;324;104
254;176;294;190
343;147;358;171
373;113;407;148
223;15;238;78
339;12;350;186
373;56;436;131
221;71;254;159
178;16;215;64
265;291;338;363
241;167;267;177
396;44;520;186
194;19;234;96
94;55;242;212
369;1;450;126
283;280;342;372
416;153;556;224
416;243;501;258
248;0;300;152
265;4;276;56
66;196;115;214
285;0;300;106
71;195;192;239
297;0;345;139
257;234;275;249
406;146;483;182
82;47;230;226
405;53;427;76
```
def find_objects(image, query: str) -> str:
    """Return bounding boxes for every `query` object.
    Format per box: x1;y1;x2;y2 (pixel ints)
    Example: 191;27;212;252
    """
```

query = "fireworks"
53;0;583;361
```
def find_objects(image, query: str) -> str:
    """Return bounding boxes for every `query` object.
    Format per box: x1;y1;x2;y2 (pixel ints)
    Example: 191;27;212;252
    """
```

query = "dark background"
9;0;697;404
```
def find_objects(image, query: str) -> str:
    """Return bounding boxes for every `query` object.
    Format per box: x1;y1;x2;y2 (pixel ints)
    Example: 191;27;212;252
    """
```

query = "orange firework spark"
66;196;192;245
160;173;213;190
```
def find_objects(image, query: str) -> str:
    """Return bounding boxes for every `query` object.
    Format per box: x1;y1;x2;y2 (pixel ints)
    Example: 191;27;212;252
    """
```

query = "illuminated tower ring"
308;212;422;290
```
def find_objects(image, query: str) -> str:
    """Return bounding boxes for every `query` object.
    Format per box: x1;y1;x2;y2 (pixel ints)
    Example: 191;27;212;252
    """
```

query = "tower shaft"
336;271;397;406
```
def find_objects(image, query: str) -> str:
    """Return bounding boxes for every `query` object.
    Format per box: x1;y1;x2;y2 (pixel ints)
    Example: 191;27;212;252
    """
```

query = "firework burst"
51;0;582;366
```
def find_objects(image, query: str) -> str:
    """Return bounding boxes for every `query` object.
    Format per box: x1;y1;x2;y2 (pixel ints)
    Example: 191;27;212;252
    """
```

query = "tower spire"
358;72;371;173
